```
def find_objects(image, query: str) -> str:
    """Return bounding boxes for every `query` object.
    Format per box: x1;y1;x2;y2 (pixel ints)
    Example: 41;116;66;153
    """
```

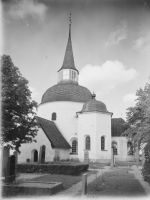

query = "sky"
1;0;150;120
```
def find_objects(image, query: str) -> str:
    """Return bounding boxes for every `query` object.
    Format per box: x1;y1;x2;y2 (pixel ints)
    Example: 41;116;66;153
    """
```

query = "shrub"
16;163;89;176
142;142;150;184
26;158;30;163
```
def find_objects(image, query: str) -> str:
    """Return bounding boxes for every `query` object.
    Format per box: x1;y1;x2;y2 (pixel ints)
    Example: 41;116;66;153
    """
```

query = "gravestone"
13;151;18;165
5;155;16;183
84;151;89;163
2;146;10;177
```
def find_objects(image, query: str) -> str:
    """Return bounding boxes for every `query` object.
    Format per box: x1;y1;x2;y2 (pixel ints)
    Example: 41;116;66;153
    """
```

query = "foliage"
1;55;39;152
142;142;150;184
16;163;89;176
123;79;150;147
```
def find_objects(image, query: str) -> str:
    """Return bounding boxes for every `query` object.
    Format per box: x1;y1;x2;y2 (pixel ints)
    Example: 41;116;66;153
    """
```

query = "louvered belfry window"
85;136;90;150
72;140;78;154
101;136;105;150
52;112;56;120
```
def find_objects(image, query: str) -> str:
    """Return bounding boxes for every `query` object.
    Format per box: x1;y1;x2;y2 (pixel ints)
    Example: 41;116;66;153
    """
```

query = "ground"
2;162;150;198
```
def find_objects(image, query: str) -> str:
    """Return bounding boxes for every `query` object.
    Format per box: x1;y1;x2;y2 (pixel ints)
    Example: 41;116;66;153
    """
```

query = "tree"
123;79;150;147
1;55;39;152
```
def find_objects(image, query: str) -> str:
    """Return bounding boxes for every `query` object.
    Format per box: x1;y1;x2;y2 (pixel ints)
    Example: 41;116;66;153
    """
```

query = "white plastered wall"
96;113;112;159
18;128;70;163
38;101;83;143
78;112;112;162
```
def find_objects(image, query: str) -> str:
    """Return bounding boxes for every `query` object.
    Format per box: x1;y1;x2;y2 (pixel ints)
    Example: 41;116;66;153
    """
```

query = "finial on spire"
69;13;72;25
69;13;72;37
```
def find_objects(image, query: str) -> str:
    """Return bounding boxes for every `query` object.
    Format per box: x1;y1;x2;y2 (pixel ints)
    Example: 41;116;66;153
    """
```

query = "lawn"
85;168;146;197
30;169;97;190
89;162;108;169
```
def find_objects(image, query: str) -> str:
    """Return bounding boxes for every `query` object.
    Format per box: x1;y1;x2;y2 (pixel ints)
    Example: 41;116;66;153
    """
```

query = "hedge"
142;142;150;184
16;163;89;176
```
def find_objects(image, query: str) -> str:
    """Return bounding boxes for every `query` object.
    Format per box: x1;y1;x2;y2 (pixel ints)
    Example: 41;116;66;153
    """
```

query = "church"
18;21;133;164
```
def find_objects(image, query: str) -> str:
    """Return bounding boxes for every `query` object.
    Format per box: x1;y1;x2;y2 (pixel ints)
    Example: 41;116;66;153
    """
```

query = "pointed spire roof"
58;15;79;73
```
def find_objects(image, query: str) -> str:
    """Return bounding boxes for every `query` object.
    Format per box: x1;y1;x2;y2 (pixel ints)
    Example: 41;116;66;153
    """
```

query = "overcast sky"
1;0;150;120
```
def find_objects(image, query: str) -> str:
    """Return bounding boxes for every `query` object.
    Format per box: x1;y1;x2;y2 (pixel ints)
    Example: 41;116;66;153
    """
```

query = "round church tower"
38;19;92;147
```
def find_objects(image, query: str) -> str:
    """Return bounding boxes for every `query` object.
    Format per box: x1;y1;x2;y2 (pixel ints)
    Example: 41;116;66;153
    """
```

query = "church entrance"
31;149;38;162
34;150;38;162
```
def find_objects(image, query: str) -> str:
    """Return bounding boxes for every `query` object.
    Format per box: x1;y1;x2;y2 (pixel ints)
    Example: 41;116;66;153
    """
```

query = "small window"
52;112;56;120
72;140;78;154
85;136;90;150
71;71;76;81
101;136;105;150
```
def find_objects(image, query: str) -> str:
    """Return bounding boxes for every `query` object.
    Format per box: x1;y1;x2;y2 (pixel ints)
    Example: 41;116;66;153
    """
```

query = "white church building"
18;22;133;164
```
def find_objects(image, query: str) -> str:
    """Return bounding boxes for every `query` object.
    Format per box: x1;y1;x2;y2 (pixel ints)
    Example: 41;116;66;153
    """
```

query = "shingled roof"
36;116;71;149
41;82;92;104
57;24;79;73
111;118;126;137
81;98;112;115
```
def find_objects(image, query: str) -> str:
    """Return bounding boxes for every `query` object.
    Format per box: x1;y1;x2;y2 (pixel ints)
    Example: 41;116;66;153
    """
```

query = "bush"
16;163;89;176
142;142;150;184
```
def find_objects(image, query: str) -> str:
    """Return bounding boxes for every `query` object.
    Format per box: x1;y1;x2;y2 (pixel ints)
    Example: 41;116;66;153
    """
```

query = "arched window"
127;142;134;155
72;140;78;154
40;145;46;163
101;136;105;150
52;112;56;120
112;141;117;155
85;136;90;150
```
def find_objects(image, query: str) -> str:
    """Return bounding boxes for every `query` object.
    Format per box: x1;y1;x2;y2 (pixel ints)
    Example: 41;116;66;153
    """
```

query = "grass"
116;161;142;167
85;168;146;197
89;162;109;169
30;169;97;190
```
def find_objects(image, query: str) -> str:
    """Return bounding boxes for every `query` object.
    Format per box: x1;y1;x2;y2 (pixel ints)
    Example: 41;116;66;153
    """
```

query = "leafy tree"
1;55;39;152
123;79;150;147
142;142;150;184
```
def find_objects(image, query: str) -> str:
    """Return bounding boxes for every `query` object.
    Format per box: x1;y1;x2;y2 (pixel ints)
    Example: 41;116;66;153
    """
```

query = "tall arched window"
127;142;133;155
112;141;117;155
101;136;105;150
85;136;90;150
52;112;56;120
72;140;78;154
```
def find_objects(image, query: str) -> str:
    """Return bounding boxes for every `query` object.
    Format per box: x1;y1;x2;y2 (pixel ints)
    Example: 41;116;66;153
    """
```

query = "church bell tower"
57;14;79;84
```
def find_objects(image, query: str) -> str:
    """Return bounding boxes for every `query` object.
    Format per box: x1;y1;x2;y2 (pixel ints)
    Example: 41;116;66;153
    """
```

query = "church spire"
58;13;79;73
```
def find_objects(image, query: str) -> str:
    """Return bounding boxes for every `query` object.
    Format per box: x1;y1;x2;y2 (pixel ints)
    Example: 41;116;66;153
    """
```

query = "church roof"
36;116;71;149
41;82;92;104
111;118;126;137
81;98;112;115
57;24;79;73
